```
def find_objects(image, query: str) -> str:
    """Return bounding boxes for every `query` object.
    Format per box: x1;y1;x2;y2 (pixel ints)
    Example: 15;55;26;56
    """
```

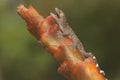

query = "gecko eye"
55;8;60;18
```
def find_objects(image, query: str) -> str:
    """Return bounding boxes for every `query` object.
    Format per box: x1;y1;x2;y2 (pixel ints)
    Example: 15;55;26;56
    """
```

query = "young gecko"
50;8;90;58
50;8;105;76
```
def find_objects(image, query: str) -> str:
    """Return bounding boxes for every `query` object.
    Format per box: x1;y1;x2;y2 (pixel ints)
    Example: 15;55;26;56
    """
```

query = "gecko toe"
50;12;59;20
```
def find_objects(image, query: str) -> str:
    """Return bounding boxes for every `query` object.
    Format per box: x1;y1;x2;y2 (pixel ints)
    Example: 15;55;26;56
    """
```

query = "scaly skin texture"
17;4;107;80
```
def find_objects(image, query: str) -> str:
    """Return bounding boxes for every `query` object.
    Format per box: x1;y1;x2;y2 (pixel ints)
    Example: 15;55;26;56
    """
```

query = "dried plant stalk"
17;4;107;80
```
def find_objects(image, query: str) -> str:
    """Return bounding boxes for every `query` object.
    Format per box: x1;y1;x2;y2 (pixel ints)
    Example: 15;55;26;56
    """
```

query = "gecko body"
50;8;105;76
50;8;90;58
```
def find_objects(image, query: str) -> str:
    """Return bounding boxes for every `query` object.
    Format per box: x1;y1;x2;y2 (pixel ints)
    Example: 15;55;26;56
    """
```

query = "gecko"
50;8;90;58
50;8;105;76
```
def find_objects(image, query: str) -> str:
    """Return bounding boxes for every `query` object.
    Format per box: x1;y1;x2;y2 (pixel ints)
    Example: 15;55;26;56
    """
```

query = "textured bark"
17;4;108;80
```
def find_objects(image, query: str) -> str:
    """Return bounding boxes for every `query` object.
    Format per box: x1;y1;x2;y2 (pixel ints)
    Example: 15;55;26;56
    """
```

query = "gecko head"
55;8;65;18
50;8;65;20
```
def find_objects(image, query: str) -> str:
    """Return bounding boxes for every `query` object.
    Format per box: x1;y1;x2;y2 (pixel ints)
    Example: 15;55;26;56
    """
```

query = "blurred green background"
0;0;120;80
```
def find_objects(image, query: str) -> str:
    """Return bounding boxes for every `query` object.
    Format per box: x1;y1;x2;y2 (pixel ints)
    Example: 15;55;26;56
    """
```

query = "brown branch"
17;4;108;80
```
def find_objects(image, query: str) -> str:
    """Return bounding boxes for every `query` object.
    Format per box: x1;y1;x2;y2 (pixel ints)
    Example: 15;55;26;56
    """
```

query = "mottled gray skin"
50;8;89;58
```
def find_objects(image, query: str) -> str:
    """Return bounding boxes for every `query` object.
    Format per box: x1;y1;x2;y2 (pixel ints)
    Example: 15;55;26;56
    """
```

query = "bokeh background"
0;0;120;80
